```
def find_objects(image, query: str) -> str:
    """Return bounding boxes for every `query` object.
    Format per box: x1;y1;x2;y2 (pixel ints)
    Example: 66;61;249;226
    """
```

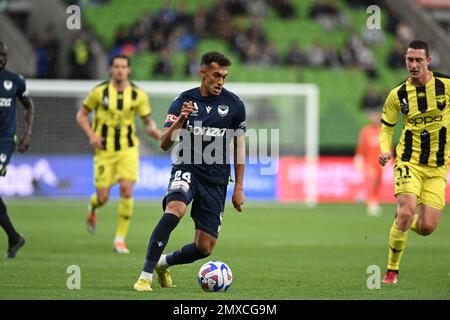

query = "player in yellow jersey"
379;40;450;284
76;55;161;253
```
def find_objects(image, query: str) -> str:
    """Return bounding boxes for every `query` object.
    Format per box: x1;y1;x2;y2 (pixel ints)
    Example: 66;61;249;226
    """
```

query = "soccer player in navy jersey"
134;52;246;291
0;41;34;258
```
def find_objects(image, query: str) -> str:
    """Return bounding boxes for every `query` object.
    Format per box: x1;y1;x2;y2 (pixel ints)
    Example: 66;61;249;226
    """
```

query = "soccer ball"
198;260;233;292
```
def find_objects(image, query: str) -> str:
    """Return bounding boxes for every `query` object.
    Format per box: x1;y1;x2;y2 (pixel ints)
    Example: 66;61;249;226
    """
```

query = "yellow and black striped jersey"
381;72;450;167
82;81;151;153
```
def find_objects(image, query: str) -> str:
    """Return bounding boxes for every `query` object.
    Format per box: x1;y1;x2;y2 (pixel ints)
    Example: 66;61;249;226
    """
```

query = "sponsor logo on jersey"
206;105;212;114
218;104;229;117
191;102;199;116
407;115;442;126
417;92;426;98
0;98;12;107
3;80;12;91
187;124;227;137
165;113;179;123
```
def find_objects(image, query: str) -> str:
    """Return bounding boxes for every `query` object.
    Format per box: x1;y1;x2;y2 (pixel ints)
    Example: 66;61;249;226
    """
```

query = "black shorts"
163;167;227;239
0;141;15;177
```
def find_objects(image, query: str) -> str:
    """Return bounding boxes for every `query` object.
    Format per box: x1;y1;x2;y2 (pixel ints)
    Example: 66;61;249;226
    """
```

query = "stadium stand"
2;0;448;153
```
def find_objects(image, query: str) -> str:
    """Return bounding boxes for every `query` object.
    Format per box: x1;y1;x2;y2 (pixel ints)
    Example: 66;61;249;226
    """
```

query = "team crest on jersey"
218;105;229;117
436;94;446;110
400;98;409;114
3;80;12;91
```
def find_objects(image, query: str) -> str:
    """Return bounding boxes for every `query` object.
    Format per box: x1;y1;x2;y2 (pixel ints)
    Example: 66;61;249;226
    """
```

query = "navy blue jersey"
0;69;29;142
164;87;246;185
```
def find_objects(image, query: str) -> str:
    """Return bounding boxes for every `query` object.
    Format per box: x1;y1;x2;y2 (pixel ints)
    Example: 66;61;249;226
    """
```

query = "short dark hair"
408;40;429;57
110;54;131;67
200;51;231;67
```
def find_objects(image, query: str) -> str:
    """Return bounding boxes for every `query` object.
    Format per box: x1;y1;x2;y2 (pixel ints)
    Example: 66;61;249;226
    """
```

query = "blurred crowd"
32;26;96;79
30;0;440;80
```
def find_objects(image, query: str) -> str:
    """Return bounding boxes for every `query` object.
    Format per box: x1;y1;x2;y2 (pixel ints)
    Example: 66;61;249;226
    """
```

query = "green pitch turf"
0;200;449;300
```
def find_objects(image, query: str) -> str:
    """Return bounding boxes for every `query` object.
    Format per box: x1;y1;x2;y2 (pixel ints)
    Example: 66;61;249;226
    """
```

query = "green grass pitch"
0;200;449;300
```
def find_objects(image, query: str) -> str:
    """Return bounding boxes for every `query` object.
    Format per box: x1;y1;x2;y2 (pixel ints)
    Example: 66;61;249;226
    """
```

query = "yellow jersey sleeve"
379;124;394;154
82;87;100;111
381;89;399;127
379;89;399;154
137;88;152;118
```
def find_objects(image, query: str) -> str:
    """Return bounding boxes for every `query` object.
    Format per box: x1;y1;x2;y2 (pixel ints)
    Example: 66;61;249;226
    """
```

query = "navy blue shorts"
162;168;227;239
0;141;15;177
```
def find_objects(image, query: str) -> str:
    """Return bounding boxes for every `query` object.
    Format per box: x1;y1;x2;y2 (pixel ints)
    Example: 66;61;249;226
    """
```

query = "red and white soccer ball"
198;260;233;292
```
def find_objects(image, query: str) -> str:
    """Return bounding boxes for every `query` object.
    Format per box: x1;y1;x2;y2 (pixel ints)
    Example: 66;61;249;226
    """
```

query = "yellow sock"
89;193;101;212
115;197;133;240
387;221;408;271
409;214;419;234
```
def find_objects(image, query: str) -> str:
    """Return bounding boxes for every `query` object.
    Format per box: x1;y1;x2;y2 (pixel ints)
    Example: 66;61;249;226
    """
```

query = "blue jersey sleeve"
164;95;183;128
232;100;246;135
16;74;30;104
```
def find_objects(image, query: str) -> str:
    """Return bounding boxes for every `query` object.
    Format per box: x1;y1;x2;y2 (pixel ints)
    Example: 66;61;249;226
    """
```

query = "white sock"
139;271;153;281
114;236;124;243
157;254;169;269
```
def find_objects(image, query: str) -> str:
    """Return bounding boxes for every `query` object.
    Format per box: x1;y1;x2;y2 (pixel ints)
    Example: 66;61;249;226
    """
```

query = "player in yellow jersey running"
379;40;450;284
76;55;161;253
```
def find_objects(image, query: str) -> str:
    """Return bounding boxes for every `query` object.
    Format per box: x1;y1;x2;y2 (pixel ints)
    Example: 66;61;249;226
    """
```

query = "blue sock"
143;213;179;273
0;197;19;243
166;242;209;266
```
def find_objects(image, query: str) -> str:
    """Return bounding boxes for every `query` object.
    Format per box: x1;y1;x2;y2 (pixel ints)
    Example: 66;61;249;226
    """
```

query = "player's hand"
179;101;194;120
89;134;104;150
378;152;391;167
18;134;31;153
232;188;245;213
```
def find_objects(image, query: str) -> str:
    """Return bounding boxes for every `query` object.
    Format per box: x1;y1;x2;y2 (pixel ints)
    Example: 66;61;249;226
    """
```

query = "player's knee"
396;204;414;228
418;222;437;236
196;243;213;257
165;201;186;218
196;238;216;257
397;202;415;216
97;193;109;205
119;188;133;198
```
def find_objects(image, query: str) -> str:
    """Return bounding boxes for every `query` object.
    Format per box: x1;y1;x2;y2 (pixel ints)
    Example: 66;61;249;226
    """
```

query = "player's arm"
17;96;34;153
138;90;161;141
160;101;193;151
16;75;34;153
232;134;246;212
379;126;394;166
378;90;399;166
141;115;161;140
76;105;103;150
354;128;364;171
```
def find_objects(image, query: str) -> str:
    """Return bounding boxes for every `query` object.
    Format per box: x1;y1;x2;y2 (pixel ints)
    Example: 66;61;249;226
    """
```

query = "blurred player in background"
378;40;450;284
354;109;384;216
76;55;161;254
133;51;246;292
0;40;34;258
